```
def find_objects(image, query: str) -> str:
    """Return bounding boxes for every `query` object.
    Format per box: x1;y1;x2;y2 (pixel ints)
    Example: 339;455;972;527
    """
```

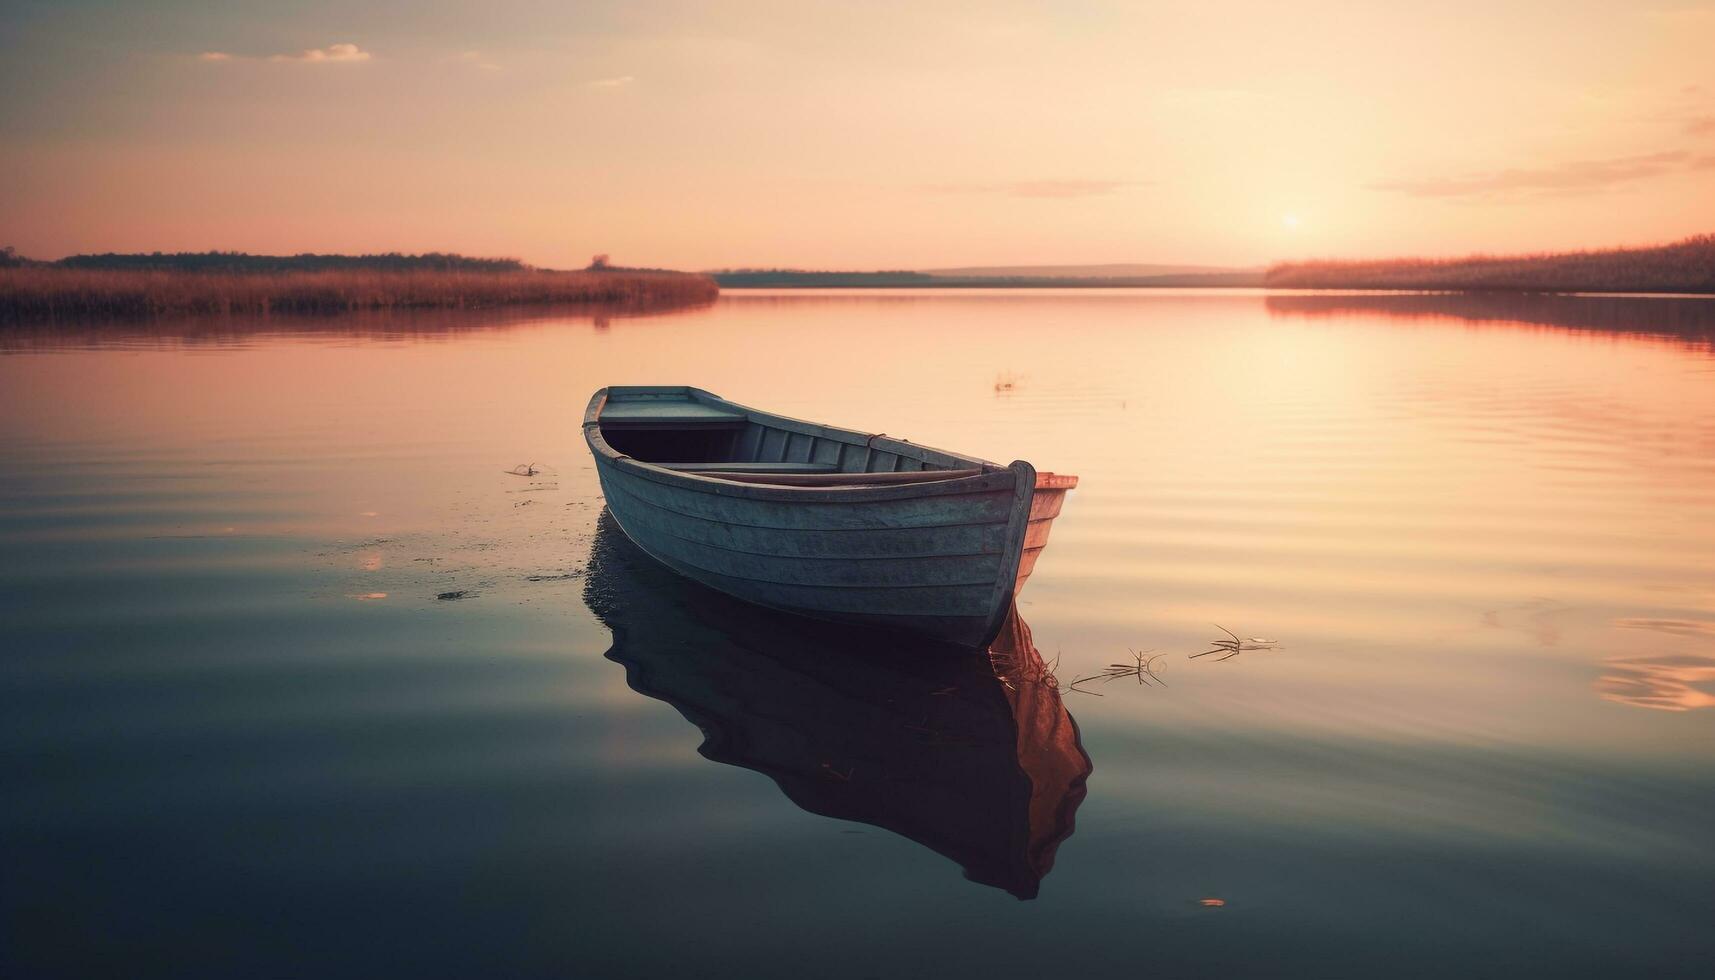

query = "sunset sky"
3;0;1713;270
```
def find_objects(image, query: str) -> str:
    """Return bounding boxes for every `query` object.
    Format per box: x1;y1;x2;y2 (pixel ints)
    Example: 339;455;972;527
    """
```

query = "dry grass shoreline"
0;267;719;322
1266;234;1715;294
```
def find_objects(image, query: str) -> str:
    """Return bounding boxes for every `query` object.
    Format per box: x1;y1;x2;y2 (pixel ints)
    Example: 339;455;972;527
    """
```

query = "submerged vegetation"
0;251;719;322
1266;234;1715;294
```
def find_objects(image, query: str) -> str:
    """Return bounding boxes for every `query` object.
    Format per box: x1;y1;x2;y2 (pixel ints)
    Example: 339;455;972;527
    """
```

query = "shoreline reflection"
582;512;1092;899
1265;292;1715;349
0;297;715;352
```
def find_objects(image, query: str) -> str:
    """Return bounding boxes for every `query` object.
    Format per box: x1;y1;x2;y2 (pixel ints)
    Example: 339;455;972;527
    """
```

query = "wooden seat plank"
600;401;747;427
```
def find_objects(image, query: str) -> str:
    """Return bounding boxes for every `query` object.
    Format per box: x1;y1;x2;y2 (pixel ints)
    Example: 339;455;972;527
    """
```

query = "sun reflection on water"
1597;654;1715;712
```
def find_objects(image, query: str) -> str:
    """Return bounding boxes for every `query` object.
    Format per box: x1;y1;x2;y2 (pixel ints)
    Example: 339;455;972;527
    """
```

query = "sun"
1282;213;1302;230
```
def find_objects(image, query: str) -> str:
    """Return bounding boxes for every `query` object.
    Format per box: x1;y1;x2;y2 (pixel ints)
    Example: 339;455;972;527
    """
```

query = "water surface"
4;290;1714;977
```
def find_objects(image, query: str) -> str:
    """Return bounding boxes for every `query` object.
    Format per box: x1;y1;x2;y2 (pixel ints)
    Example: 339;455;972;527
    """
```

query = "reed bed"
0;267;719;322
1266;233;1715;294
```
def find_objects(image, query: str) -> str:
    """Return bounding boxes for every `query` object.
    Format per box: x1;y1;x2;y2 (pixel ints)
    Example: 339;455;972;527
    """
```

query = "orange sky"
2;1;1712;269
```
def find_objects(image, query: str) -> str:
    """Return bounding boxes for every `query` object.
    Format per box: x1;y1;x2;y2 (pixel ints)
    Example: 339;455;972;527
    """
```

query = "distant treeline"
713;269;1263;288
0;267;718;322
714;270;938;287
1266;234;1715;294
53;251;530;273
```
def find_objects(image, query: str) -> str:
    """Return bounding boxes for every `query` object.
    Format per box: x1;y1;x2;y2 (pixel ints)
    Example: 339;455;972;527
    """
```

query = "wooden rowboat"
583;386;1077;648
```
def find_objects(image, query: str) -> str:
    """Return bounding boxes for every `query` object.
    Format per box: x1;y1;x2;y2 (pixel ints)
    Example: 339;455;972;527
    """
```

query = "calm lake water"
4;290;1714;978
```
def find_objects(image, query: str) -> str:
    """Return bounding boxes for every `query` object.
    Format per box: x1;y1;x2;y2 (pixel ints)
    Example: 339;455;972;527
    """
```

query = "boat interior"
596;389;986;486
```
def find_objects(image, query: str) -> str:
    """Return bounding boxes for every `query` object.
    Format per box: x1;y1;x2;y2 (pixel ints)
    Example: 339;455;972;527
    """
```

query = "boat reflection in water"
583;512;1092;899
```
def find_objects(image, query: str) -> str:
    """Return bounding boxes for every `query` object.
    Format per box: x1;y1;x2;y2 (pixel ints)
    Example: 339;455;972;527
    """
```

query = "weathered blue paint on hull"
584;386;1073;648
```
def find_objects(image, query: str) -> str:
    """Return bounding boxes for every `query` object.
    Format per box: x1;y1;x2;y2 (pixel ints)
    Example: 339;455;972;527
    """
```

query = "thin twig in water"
1066;648;1168;694
1055;626;1281;696
1190;624;1278;661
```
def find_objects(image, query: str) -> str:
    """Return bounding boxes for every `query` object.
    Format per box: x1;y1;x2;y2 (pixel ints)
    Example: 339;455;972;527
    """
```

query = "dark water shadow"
0;297;716;353
1265;292;1715;352
582;511;1091;899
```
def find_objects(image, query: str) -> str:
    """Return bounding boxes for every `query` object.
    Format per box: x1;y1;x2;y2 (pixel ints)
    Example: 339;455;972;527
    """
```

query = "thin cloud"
199;42;372;64
1686;115;1715;137
589;75;635;89
924;179;1145;199
270;43;372;63
1371;151;1708;199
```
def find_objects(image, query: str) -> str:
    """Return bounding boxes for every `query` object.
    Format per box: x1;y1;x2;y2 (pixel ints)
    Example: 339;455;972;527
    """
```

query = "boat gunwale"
598;475;1022;540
